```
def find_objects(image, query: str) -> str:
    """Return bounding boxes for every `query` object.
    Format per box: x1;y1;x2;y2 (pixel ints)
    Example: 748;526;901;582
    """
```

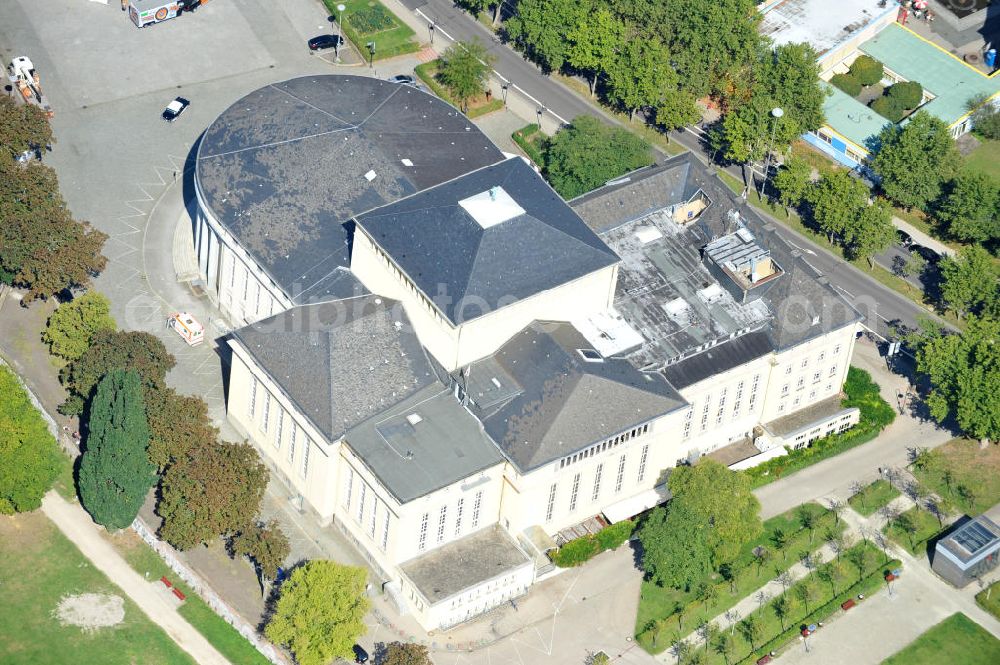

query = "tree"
458;0;502;27
438;40;494;113
696;580;719;610
0;365;62;513
566;9;625;96
670;639;690;664
753;545;771;578
667;459;762;567
798;507;817;542
585;652;611;665
544;116;653;199
775;570;793;595
266;560;370;665
157;439;268;550
772;594;791;631
504;0;587;72
807;170;869;243
770;528;788;558
887;81;923;111
849;199;896;269
871;112;961;210
638;502;713;591
845;546;870;581
59;330;175;415
849;55;883;86
144;387;219;470
939;246;999;318
605;37;679;123
935;171;1000;244
42;291;116;361
713;632;735;665
816;562;839;595
737;615;763;652
230;520;290;598
378;642;432;665
793;580;815;614
0;95;52;159
910;315;1000;443
773;157;812;212
969;92;1000;140
78;370;157;530
0;158;107;302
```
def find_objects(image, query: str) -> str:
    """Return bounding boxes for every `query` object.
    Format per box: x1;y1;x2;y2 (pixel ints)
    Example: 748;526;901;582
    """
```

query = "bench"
160;576;172;588
841;598;856;611
172;587;186;602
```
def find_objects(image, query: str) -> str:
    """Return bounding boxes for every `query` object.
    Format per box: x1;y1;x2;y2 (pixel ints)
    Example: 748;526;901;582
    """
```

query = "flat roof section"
821;85;890;149
761;0;889;55
400;525;531;604
764;395;853;438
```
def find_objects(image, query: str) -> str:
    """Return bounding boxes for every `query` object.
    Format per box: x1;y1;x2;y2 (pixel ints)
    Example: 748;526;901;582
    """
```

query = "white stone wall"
414;559;535;630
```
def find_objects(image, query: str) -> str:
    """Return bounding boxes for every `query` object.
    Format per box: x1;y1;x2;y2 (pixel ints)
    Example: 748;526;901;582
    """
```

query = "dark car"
308;34;344;51
162;97;190;122
386;74;417;87
897;230;913;247
352;644;369;663
911;245;941;263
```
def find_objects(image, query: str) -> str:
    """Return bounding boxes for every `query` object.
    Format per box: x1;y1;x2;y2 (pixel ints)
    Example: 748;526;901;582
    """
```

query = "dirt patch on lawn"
54;593;125;632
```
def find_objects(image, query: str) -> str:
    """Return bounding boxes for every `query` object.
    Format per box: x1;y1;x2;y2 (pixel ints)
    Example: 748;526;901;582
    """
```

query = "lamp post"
501;82;508;107
367;41;375;68
758;106;784;198
536;106;544;129
335;3;346;63
428;21;435;45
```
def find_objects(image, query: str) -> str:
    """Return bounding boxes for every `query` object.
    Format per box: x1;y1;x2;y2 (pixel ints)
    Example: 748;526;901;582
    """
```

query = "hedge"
850;55;884;86
830;73;862;97
872;96;905;122
887;81;923;110
512;124;547;168
551;519;634;567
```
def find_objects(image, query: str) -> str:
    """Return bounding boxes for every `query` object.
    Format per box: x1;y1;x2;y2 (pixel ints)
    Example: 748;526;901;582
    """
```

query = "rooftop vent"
577;348;603;362
406;413;422;426
400;158;413;167
364;169;377;182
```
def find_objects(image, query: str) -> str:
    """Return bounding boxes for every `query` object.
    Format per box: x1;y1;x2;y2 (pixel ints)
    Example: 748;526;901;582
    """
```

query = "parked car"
308;34;344;51
911;245;940;263
897;230;913;247
161;97;190;122
386;74;417;87
352;644;369;663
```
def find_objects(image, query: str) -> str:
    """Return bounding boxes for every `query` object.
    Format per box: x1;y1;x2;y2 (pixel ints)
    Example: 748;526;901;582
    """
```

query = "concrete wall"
410;559;535;630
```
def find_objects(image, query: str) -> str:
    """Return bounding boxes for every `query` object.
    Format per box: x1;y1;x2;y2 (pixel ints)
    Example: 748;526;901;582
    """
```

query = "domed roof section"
195;75;505;297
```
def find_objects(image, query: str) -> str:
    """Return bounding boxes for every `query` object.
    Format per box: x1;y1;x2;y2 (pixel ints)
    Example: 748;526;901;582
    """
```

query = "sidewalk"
41;492;232;665
892;217;956;258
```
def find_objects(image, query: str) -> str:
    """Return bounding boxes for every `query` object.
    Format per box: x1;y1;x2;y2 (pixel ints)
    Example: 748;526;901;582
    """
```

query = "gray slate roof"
463;322;685;472
355;158;619;324
345;386;503;504
231;295;436;441
400;524;531;604
196;75;505;299
662;331;773;390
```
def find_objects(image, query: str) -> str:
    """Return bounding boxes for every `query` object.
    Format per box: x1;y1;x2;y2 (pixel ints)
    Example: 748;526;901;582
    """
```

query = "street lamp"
501;82;508;107
336;3;346;63
536;107;544;128
367;41;375;68
428;21;435;45
758;106;784;198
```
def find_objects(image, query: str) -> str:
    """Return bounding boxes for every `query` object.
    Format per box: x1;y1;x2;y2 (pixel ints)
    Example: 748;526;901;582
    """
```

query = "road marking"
833;284;855;298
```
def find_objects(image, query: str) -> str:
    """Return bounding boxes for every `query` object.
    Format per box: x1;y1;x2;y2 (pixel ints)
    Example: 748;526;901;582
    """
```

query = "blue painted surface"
830;136;847;152
802;133;860;169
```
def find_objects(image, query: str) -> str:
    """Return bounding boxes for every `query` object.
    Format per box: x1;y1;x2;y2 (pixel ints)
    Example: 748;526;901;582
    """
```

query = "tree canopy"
909;315;1000;443
871;112;961;210
42;291;116;361
231;519;290;596
157;439;268;550
437;40;494;113
144;386;219;470
78;370;157;530
544;115;653;199
378;642;433;665
638;501;713;590
566;8;626;96
0;364;62;514
807;170;870;242
935;171;1000;245
504;0;587;73
848;199;896;268
939;246;999;318
0;96;52;159
772;157;812;211
265;560;370;665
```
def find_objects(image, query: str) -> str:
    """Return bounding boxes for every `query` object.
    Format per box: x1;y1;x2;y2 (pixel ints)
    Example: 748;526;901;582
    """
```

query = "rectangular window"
300;437;311;479
801;359;808;368
818;351;826;362
592;464;603;502
230;256;236;288
242;267;249;301
732;401;741;416
615;454;626;494
834;344;842;355
786;365;792;375
255;282;262;316
369;498;378;538
273;409;283;449
357;483;366;524
812;372;821;384
637;445;649;483
796;377;805;389
455;498;464;537
471;491;483;529
683;421;692;439
381;510;390;551
437;505;447;544
261;391;271;433
287;420;296;463
418;512;428;551
343;467;353;510
248;375;257;418
829;365;837;377
546;484;557;522
569;473;581;512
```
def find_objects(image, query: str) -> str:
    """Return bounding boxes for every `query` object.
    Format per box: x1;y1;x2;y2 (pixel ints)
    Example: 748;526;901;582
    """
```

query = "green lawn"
976;581;1000;621
912;438;1000;515
324;0;419;60
512;124;547;168
848;480;901;517
105;529;272;665
0;511;197;665
883;506;944;555
685;543;896;664
965;137;1000;181
882;613;1000;665
636;502;842;653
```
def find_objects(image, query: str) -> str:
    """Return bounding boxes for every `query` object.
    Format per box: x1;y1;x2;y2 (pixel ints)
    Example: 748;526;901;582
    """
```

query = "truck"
7;57;53;118
126;0;204;28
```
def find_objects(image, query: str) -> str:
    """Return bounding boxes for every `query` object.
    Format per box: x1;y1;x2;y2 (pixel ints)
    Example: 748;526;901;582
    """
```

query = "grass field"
847;479;900;517
882;613;1000;665
324;0;419;60
103;530;272;665
637;502;842;652
976;581;1000;621
0;511;196;665
912;438;1000;515
965;138;1000;181
883;506;944;555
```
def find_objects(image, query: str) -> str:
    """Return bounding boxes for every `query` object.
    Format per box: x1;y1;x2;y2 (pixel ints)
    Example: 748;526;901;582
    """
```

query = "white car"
162;97;190;122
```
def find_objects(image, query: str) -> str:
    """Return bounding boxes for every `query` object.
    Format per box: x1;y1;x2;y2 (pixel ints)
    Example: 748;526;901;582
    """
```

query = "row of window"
558;423;649;469
546;445;649;522
781;365;839;396
223;246;279;323
685;373;762;441
248;375;310;479
776;382;836;414
417;490;483;552
784;347;841;376
343;466;391;552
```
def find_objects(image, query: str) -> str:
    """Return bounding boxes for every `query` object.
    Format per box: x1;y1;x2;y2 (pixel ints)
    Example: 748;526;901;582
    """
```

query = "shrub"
887;81;923;110
596;519;634;550
512;124;547;167
872;95;905;122
850;55;884;86
830;73;862;97
551;535;601;567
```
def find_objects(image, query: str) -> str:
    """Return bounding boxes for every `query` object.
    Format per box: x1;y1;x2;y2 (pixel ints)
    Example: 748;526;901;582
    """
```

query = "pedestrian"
173;170;178;181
